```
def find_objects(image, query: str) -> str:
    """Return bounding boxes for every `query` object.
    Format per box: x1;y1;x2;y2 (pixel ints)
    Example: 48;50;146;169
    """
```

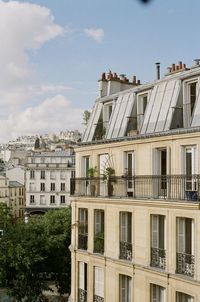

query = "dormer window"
183;79;198;127
137;92;149;131
103;102;113;128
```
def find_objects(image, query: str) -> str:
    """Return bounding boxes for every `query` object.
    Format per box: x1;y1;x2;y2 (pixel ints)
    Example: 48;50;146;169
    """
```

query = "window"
78;208;88;250
183;146;197;195
50;183;55;191
50;171;56;180
151;215;166;269
150;284;165;302
124;151;134;197
29;182;35;192
78;262;87;301
119;274;131;302
103;102;113;130
50;195;55;204
94;210;104;254
30;170;35;179
137;93;148;131
40;195;46;205
176;292;194;302
40;183;45;192
82;156;90;177
176;217;194;277
60;195;65;204
183;80;198;127
61;183;65;191
40;171;45;179
30;195;35;204
119;212;132;261
153;148;167;197
94;267;104;300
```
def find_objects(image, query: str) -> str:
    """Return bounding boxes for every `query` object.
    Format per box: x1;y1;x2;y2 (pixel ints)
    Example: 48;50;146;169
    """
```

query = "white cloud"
0;95;84;142
84;28;104;43
0;1;64;110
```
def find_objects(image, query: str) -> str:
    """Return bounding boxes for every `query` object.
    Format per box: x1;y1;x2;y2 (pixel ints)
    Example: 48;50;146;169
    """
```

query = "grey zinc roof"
9;181;23;187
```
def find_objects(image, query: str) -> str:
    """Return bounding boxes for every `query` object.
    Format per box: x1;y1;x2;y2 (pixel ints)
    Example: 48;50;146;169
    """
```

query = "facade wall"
71;132;200;302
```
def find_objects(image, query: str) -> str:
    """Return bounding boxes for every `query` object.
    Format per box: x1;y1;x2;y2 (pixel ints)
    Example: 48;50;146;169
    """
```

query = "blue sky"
0;0;200;142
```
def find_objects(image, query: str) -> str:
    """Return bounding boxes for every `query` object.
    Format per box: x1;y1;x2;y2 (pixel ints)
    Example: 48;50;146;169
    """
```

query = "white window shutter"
79;262;84;290
121;212;127;242
95;267;104;298
177;218;185;253
151;215;159;248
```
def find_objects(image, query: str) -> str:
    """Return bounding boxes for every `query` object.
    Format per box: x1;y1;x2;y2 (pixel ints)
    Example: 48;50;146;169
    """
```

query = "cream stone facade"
71;62;200;302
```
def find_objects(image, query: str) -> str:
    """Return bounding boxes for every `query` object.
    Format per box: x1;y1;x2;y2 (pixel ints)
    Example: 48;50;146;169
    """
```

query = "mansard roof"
82;62;200;144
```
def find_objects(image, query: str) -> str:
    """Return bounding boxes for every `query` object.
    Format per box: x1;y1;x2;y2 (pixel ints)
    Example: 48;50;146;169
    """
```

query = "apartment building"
70;60;200;302
25;150;75;214
0;175;25;218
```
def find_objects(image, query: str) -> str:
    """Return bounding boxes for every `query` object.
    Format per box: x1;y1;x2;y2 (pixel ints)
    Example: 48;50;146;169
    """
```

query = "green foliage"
0;203;12;230
102;167;115;180
0;208;71;302
87;166;98;178
82;110;91;125
94;232;104;254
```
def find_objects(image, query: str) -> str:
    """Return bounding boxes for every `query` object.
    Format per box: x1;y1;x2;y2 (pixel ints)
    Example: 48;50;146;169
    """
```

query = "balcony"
151;247;166;269
78;233;88;250
94;295;104;302
71;175;200;202
78;288;87;302
176;252;195;277
119;241;132;261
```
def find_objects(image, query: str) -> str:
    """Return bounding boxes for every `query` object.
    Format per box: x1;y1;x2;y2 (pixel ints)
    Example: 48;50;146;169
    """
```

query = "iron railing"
119;241;132;261
78;288;87;302
176;252;195;277
94;295;104;302
78;233;88;250
151;247;166;269
71;175;200;202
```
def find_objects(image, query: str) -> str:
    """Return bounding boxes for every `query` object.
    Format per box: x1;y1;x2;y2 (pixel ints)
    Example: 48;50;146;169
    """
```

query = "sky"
0;0;200;142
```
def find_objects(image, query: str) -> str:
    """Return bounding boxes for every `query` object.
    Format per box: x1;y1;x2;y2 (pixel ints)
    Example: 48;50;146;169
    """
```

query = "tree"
0;208;71;302
82;110;91;125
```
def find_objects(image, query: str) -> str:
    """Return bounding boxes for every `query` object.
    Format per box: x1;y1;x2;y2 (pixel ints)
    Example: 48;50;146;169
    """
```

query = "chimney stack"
155;62;160;80
194;59;200;66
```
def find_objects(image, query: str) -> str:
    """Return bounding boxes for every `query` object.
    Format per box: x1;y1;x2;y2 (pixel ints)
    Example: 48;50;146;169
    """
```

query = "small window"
51;183;55;191
40;171;45;179
150;284;165;302
176;291;194;302
40;195;46;205
50;195;55;204
30;195;35;204
60;195;65;204
61;183;65;191
30;170;35;179
119;274;131;302
40;183;45;192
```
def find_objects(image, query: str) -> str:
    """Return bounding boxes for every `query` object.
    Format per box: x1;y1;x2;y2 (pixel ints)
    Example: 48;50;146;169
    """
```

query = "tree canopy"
0;206;71;302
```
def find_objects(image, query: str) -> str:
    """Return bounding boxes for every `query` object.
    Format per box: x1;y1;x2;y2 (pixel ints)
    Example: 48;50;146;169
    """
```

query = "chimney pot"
155;62;160;80
137;80;141;85
133;75;136;84
167;67;171;73
172;64;176;72
179;61;183;69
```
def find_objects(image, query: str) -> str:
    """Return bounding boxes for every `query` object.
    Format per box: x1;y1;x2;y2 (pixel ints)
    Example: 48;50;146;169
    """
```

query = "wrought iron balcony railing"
71;175;200;202
151;247;166;269
176;252;195;277
119;241;132;261
78;288;87;302
94;295;104;302
78;233;88;250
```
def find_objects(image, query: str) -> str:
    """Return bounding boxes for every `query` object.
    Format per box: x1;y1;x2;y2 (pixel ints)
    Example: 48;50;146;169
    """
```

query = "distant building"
25;150;75;214
0;175;25;218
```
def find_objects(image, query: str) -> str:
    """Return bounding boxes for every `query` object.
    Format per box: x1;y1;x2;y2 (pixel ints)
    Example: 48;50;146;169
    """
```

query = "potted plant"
102;167;115;197
87;166;98;196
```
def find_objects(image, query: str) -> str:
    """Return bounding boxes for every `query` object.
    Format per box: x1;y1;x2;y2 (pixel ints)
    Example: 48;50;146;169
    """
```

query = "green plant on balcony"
102;167;115;197
87;166;98;196
94;231;104;253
